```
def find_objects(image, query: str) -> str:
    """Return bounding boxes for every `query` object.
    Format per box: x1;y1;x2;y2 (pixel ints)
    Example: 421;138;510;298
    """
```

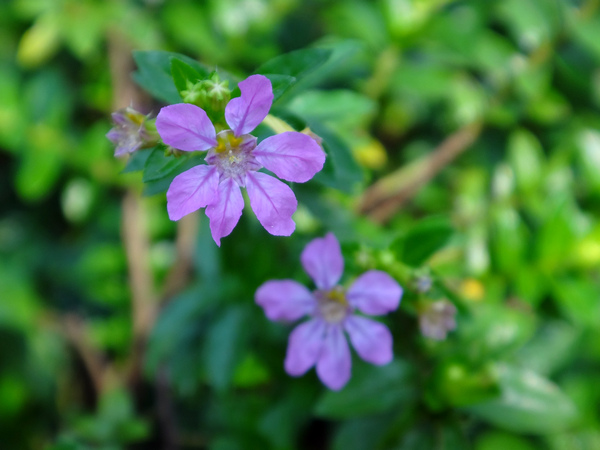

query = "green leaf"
262;74;296;102
508;128;545;193
332;415;395;450
16;127;63;201
202;305;250;392
458;304;536;363
256;47;331;80
552;277;600;329
170;58;204;95
466;364;578;434
490;207;528;275
258;385;317;449
309;122;364;193
515;321;580;376
121;147;153;173
141;150;206;196
475;431;537;450
287;89;376;132
142;148;203;182
255;48;332;102
315;360;415;419
393;216;453;267
132;51;210;104
145;282;224;375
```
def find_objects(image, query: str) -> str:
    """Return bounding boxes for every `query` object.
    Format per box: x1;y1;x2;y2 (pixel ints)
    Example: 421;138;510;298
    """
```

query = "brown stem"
161;213;199;302
358;122;482;223
62;314;109;394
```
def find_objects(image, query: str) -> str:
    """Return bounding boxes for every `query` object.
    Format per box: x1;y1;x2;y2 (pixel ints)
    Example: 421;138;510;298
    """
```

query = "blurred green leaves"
315;360;415;419
466;365;578;434
3;0;600;448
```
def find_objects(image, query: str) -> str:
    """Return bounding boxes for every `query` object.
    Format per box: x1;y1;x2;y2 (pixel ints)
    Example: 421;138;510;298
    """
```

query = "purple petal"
316;325;351;390
156;104;217;151
205;178;244;246
253;132;325;183
255;280;316;322
225;75;273;136
285;319;326;376
166;165;219;221
300;233;344;290
344;316;393;365
245;171;297;236
346;270;402;316
106;128;122;144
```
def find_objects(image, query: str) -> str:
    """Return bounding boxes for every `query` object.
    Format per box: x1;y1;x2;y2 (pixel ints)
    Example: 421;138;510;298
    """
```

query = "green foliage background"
1;0;600;449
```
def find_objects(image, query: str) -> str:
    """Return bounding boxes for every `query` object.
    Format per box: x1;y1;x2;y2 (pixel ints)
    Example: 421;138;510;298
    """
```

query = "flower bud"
181;74;231;113
419;299;457;340
106;107;159;157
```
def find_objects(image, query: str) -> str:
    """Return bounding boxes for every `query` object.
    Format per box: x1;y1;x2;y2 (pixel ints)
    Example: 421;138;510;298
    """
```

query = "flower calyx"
181;73;231;114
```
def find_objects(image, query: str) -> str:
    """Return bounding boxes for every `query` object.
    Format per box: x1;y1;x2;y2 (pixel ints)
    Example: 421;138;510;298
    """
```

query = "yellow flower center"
317;286;349;323
215;133;243;153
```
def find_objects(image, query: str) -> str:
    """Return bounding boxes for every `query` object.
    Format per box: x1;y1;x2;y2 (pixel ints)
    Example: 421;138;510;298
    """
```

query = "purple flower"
107;107;158;157
155;75;325;246
419;299;457;341
255;233;403;390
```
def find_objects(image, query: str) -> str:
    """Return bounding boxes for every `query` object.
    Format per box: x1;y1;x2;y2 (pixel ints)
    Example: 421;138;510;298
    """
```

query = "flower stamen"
316;286;349;324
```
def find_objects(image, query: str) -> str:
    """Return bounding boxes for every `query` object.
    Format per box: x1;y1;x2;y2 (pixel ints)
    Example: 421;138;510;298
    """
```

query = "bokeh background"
2;0;600;449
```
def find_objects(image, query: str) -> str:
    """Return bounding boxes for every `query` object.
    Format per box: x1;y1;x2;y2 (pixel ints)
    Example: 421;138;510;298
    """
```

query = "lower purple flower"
255;233;403;390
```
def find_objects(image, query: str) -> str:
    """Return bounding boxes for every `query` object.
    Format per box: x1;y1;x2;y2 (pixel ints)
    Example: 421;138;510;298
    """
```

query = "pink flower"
419;299;457;340
255;233;403;390
155;75;325;246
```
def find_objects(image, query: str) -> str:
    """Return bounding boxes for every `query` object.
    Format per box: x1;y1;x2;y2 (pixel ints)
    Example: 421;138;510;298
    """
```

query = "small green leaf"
202;305;250;392
515;321;580;376
394;216;453;267
121;147;153;173
475;431;537;450
332;415;395;450
262;74;296;102
552;277;600;329
142;148;202;182
132;51;210;104
309;122;364;193
466;364;578;434
315;360;415;419
170;58;204;95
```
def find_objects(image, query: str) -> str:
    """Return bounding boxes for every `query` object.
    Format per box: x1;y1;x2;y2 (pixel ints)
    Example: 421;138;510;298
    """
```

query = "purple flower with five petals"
155;75;325;246
255;233;403;390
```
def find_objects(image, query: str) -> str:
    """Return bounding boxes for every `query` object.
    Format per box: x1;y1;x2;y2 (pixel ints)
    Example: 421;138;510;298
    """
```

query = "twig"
358;122;482;223
62;314;109;394
161;213;199;302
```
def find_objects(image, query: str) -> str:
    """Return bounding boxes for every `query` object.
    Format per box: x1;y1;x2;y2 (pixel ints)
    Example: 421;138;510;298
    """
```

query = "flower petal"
205;178;244;246
346;270;402;315
225;75;273;136
156;104;217;151
255;280;316;321
344;316;393;365
316;325;351;390
300;233;344;290
253;132;325;183
285;319;326;376
245;171;297;236
166;165;219;221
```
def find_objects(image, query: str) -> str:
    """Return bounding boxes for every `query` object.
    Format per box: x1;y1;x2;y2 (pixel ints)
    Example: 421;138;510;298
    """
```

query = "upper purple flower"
155;75;325;246
255;233;403;390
